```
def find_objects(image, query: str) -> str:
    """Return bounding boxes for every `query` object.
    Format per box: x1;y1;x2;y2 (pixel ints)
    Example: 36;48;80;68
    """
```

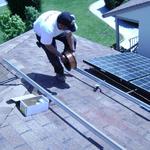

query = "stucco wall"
117;6;150;58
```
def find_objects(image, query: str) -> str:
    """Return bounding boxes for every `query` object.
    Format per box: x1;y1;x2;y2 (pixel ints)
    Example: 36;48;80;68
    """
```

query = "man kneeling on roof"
33;10;78;82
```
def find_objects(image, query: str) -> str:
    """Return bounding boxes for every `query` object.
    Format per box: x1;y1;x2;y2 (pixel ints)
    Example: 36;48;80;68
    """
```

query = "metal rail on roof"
75;68;150;112
2;59;126;150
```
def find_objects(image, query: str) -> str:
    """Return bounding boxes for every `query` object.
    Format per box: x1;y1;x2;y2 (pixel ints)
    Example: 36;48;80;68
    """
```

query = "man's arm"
66;32;75;52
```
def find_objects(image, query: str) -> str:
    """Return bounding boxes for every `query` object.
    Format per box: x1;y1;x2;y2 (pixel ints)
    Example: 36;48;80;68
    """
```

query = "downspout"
115;17;120;50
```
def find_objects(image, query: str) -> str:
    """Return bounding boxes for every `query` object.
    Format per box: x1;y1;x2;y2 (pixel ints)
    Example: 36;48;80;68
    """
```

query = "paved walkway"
89;0;139;49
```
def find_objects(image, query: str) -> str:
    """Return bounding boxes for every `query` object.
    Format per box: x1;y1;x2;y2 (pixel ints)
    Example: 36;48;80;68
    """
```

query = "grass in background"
0;5;10;44
0;30;4;44
0;0;116;46
0;5;9;14
42;0;115;46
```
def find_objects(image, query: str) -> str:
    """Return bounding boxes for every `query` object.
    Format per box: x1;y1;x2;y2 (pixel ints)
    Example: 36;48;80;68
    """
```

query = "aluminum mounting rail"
75;68;150;112
2;59;126;150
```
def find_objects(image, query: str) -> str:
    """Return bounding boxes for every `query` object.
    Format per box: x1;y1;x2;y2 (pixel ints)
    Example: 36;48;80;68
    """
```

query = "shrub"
6;0;41;20
25;6;40;30
104;0;126;10
0;12;26;40
0;12;10;30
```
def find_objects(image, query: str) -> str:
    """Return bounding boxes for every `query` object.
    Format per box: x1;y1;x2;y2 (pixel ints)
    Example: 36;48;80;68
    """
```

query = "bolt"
93;84;100;92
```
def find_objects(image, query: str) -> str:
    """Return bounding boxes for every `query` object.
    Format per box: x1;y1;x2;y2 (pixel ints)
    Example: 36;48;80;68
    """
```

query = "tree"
6;0;41;20
104;0;127;10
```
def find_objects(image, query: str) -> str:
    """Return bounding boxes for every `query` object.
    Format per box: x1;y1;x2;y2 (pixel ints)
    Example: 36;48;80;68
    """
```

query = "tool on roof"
61;51;77;71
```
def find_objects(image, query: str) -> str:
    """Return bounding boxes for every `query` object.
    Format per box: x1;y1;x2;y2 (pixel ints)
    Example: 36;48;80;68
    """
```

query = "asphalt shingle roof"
0;30;150;150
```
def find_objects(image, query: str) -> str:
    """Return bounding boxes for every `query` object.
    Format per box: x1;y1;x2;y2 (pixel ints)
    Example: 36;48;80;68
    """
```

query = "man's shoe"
56;74;66;82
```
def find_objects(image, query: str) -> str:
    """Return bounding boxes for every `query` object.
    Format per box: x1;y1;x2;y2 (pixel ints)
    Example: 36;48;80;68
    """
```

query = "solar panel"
131;75;150;92
84;52;150;82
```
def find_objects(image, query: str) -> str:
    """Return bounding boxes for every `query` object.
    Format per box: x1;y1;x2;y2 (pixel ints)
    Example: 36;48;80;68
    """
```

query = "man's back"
33;11;63;45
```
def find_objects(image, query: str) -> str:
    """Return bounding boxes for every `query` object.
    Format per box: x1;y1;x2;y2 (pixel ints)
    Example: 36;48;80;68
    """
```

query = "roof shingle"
0;30;150;150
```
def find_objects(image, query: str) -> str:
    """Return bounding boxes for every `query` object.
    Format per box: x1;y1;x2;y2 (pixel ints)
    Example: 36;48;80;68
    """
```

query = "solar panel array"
84;52;150;93
131;75;150;92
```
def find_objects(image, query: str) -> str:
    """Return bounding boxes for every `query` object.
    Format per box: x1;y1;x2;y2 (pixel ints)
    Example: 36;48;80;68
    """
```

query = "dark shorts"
36;33;76;75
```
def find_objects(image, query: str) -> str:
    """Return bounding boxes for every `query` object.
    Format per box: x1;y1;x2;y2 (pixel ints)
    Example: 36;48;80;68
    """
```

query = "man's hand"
60;53;66;63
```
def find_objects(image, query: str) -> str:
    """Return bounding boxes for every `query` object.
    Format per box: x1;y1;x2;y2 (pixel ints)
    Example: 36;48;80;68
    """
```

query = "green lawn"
41;0;115;46
0;5;9;14
0;0;115;46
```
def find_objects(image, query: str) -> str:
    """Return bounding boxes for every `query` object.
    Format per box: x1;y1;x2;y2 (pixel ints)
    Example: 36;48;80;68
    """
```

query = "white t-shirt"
33;11;64;45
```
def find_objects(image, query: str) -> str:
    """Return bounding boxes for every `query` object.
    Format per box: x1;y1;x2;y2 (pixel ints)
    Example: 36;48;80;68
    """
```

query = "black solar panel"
84;53;150;82
84;52;150;94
